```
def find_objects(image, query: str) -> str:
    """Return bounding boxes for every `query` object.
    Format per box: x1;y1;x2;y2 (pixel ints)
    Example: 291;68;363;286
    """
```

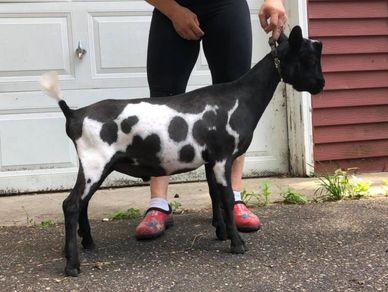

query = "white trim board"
284;0;314;176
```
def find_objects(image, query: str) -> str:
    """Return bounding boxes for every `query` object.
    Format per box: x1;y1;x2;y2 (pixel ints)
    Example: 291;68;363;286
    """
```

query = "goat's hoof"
81;238;96;251
243;243;249;252
231;244;246;254
65;266;80;277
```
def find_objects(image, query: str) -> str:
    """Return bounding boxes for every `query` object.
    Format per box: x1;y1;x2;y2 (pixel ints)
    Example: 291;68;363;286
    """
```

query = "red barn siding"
308;0;388;173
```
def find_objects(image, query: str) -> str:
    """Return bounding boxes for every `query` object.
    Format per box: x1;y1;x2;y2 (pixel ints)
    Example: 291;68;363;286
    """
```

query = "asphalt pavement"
0;198;387;291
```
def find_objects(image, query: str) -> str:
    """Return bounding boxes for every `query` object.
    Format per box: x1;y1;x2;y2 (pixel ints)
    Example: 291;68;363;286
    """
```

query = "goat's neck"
236;53;281;122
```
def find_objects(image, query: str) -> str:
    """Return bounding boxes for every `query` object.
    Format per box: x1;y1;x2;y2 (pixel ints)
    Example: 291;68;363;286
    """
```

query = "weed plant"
169;200;183;214
383;179;388;196
315;168;371;201
241;190;260;205
37;219;55;228
241;181;271;207
315;169;349;201
111;208;140;220
261;181;271;206
281;188;308;205
349;177;371;199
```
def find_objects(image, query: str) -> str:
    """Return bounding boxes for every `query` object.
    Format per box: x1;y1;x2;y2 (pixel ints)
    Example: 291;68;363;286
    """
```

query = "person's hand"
169;5;204;40
259;0;287;40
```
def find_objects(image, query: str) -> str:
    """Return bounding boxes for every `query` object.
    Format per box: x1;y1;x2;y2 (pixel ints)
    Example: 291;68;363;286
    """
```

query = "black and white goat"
40;26;324;277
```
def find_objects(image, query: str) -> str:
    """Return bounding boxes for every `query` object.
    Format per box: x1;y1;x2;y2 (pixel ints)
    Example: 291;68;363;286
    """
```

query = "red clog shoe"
135;208;174;240
233;201;261;232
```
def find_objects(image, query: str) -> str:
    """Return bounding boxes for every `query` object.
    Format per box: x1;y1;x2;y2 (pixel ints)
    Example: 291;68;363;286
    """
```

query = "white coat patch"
77;118;116;199
225;100;240;154
213;160;227;187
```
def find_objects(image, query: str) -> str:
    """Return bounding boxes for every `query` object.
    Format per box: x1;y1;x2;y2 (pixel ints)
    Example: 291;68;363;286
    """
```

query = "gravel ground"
0;198;387;292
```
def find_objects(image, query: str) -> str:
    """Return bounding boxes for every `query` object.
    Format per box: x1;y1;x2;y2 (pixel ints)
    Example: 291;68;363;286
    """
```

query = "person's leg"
201;0;260;231
231;155;245;192
136;8;200;240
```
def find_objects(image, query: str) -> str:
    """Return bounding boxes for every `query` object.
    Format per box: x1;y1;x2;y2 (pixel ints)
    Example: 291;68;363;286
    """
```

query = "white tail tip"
40;71;63;101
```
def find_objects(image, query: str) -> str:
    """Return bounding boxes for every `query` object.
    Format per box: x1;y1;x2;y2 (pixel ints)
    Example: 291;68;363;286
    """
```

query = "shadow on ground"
0;198;387;291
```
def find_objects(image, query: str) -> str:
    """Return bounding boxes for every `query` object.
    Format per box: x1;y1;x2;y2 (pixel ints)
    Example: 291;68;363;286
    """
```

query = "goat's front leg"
212;160;246;254
205;163;227;241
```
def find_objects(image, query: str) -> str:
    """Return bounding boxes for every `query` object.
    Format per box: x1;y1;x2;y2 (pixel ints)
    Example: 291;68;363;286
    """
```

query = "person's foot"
233;201;261;232
135;207;173;240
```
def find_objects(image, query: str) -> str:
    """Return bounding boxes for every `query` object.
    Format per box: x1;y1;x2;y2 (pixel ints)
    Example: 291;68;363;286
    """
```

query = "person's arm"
259;0;287;40
146;0;204;40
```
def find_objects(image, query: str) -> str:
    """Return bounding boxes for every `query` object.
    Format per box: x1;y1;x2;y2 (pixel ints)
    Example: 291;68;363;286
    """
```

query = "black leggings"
146;0;252;97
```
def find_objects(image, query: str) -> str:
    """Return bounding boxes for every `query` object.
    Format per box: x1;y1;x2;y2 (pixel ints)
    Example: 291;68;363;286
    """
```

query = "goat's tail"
40;71;72;119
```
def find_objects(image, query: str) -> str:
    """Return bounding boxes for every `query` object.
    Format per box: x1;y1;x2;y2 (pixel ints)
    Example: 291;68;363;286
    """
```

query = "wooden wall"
308;0;388;173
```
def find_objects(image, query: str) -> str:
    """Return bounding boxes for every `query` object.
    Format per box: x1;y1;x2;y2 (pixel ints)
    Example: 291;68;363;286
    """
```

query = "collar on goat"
268;37;282;81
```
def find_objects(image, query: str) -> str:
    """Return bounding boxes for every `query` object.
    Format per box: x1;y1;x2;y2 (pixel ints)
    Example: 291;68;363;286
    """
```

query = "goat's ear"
277;32;288;44
289;26;303;51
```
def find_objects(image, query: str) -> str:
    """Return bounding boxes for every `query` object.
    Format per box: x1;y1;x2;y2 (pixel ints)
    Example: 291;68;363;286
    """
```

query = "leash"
268;37;282;81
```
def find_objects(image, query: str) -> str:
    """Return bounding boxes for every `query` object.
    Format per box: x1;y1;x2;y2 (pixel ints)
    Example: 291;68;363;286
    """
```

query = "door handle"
75;41;87;59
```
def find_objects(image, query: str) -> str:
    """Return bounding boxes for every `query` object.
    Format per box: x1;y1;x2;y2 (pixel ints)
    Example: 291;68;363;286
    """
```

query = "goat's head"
276;26;325;95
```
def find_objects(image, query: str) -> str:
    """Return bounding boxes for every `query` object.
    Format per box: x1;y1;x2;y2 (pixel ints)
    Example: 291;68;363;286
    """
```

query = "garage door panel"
89;13;151;77
0;14;74;84
0;114;76;171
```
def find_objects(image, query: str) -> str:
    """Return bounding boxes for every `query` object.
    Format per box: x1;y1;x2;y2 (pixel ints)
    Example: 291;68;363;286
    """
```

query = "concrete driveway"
1;173;387;226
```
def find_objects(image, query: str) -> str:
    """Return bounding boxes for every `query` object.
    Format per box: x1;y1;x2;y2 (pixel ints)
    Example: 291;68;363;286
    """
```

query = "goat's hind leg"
63;168;85;277
78;171;111;251
78;199;95;250
63;165;108;276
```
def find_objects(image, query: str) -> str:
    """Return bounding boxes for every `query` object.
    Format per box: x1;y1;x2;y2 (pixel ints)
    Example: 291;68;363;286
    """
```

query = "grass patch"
36;219;55;228
169;200;183;214
349;177;371;199
383;179;388;196
241;181;271;207
261;181;271;206
241;190;260;206
111;208;141;220
315;168;371;201
315;169;348;201
281;188;308;205
22;206;55;227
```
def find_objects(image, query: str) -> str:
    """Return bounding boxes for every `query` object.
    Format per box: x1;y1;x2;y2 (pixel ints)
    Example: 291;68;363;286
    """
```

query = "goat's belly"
113;161;165;178
113;149;204;179
160;143;206;175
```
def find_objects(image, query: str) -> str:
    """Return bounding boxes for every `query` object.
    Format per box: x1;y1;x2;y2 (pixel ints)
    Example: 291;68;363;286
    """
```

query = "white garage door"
0;0;288;193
